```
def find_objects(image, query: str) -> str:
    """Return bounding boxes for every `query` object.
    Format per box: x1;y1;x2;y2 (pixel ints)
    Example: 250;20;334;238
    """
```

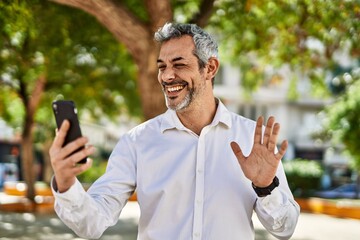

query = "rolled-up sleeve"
254;183;300;240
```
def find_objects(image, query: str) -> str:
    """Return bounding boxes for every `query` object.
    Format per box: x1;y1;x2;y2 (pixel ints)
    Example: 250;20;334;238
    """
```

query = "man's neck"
176;98;218;135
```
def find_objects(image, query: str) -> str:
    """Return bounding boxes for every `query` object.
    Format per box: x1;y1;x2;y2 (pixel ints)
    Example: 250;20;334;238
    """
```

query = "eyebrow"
157;56;185;64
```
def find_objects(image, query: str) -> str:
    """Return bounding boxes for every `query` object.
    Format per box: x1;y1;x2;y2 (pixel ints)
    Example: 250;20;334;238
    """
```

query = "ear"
206;57;220;81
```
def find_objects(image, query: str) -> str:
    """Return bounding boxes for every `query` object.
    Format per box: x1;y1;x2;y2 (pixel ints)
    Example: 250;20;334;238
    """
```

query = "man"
50;22;300;239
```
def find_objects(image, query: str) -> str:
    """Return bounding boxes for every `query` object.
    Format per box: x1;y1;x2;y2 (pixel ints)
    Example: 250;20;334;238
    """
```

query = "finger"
230;141;246;163
263;116;275;146
268;122;280;152
52;136;89;163
62;136;89;155
66;145;95;166
52;120;70;148
276;140;288;160
254;116;264;144
72;158;93;175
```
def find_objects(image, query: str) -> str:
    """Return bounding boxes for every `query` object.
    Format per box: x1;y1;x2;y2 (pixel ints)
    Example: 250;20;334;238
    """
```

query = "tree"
49;0;217;120
50;0;360;107
0;0;140;201
320;68;360;197
2;0;359;202
210;0;360;94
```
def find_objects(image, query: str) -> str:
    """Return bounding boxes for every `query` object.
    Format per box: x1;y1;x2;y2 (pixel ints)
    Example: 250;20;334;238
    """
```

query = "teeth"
167;85;184;92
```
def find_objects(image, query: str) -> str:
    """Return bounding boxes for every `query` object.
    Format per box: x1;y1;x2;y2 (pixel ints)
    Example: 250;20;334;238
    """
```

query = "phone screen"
52;100;87;164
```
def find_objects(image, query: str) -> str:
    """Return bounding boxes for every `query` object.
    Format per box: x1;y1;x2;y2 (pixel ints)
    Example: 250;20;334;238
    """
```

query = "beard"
165;87;194;111
162;79;206;112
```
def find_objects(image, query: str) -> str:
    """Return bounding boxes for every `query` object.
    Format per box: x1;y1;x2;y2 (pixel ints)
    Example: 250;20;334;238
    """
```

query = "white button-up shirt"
53;100;300;240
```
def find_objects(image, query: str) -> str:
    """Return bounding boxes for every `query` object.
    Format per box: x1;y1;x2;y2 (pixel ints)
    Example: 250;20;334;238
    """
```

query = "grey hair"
154;22;218;69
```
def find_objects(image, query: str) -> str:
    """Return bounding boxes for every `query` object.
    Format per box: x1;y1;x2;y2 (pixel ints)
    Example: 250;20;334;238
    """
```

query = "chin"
166;99;187;111
165;91;192;111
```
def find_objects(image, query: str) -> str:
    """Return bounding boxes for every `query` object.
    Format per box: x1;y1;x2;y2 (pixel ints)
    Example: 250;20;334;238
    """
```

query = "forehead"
158;35;196;62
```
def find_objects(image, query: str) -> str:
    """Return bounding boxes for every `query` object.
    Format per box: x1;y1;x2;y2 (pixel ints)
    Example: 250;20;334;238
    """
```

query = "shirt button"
197;169;203;174
194;233;200;237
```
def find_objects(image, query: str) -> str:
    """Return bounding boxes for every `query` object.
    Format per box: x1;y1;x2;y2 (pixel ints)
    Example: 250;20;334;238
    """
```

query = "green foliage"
0;88;24;128
0;0;141;143
75;148;111;183
173;0;202;22
121;0;149;22
2;0;359;134
77;159;107;183
283;158;324;197
321;69;360;170
210;0;360;94
287;76;300;101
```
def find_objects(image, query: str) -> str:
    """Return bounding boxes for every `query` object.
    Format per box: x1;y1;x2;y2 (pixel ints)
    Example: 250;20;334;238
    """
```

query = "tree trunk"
21;126;36;201
137;41;166;119
42;139;54;183
20;75;46;202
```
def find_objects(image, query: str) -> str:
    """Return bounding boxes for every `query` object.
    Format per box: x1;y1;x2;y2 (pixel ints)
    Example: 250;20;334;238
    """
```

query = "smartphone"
52;100;87;164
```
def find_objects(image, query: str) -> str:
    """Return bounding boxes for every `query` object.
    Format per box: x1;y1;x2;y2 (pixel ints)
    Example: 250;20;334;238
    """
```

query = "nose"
159;67;175;82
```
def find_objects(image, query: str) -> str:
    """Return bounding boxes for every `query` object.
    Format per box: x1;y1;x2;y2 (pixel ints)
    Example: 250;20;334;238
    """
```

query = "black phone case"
52;100;87;164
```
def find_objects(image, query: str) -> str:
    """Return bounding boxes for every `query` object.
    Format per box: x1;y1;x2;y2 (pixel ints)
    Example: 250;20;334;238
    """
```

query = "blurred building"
213;64;353;186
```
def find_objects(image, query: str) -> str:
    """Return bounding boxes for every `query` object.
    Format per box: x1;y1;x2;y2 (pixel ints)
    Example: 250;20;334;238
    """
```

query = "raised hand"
230;116;287;187
49;120;94;193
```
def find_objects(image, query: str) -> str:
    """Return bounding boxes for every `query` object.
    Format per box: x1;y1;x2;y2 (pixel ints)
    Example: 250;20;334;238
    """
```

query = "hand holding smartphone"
52;100;87;164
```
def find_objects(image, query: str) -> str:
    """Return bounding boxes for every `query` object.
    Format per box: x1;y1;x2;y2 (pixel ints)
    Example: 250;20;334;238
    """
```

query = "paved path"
254;211;360;240
1;202;360;239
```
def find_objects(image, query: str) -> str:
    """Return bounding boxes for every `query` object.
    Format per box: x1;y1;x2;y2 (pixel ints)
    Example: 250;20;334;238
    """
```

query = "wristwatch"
252;176;279;197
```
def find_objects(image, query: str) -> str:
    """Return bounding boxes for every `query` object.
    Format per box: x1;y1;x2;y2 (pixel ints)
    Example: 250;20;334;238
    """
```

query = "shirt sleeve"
50;135;137;239
254;165;300;239
51;176;86;209
51;177;123;239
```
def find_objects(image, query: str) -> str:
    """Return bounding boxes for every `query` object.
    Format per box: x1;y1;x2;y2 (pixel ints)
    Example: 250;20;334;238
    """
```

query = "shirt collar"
160;98;232;133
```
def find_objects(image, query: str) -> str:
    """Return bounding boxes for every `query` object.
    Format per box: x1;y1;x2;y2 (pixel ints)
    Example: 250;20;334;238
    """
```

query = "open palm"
230;116;288;187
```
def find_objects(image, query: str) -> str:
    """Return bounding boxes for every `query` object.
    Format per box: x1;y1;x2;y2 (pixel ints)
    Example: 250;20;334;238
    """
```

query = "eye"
158;65;166;71
174;63;186;68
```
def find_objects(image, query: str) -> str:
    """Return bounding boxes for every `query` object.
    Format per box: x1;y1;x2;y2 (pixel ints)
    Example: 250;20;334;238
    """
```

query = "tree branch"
49;0;150;63
189;0;216;28
28;74;46;116
145;0;173;32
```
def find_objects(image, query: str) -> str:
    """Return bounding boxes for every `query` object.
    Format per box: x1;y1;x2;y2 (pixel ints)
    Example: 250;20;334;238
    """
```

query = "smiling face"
157;35;209;112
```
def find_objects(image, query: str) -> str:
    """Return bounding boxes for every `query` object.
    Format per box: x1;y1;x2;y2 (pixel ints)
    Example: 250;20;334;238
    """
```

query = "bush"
77;159;107;183
283;158;324;197
77;147;111;184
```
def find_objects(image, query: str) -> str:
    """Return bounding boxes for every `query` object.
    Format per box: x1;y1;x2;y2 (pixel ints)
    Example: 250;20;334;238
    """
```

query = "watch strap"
252;176;279;197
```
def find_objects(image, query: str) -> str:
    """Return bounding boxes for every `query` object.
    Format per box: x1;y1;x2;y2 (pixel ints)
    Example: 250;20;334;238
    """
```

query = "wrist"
53;176;74;193
252;176;279;197
252;179;273;188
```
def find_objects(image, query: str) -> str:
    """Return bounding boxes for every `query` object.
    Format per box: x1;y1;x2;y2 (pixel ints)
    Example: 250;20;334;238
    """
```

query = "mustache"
161;80;188;87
